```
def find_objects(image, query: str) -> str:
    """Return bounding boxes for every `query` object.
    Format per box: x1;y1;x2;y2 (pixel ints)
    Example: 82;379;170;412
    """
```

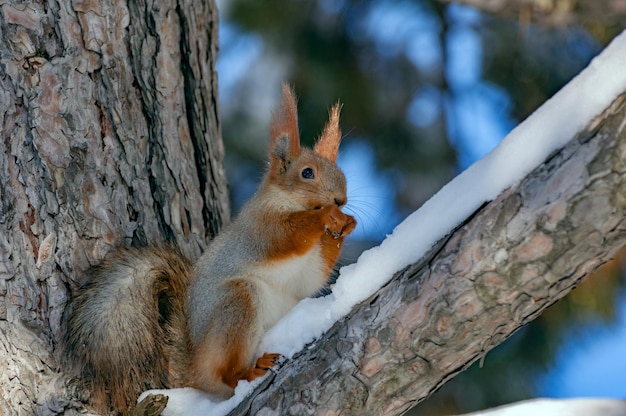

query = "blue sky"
540;292;626;398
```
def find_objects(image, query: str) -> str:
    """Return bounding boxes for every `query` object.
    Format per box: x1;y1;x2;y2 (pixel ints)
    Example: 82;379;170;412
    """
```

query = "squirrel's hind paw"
245;352;282;381
255;352;281;369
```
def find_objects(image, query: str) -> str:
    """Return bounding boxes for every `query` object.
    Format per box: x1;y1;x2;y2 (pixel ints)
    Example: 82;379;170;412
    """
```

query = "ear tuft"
314;102;342;162
269;83;301;161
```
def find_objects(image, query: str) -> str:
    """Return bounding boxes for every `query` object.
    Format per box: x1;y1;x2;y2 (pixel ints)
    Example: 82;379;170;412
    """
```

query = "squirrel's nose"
334;197;346;207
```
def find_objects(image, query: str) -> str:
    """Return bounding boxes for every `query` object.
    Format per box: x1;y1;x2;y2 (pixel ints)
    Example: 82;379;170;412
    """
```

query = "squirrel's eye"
301;167;315;179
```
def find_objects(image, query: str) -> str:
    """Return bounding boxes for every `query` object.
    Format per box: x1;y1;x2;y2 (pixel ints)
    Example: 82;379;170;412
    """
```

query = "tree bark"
439;0;626;27
0;0;226;414
229;93;626;415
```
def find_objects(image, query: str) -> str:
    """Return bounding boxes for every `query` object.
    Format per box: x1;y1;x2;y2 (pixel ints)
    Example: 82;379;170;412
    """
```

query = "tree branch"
230;92;626;415
440;0;626;27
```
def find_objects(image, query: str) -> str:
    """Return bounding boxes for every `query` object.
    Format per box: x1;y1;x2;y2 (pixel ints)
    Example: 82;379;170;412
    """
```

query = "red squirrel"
64;84;356;414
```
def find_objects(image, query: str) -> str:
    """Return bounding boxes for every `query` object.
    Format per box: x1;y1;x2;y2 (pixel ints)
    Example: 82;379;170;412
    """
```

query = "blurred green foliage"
216;0;626;414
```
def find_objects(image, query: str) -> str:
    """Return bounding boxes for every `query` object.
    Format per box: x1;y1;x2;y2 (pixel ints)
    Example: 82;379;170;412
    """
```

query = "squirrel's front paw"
324;206;357;239
341;213;357;237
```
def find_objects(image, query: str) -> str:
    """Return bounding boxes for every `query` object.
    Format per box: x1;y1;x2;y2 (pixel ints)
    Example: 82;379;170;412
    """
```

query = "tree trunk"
0;0;227;414
439;0;626;27
229;92;626;415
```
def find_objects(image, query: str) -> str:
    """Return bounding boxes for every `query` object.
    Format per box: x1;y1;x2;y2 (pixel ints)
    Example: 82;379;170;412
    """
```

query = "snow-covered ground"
142;28;626;416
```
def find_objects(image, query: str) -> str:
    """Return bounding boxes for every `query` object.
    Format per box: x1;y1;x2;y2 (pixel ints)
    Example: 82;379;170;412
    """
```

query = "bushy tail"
64;246;193;414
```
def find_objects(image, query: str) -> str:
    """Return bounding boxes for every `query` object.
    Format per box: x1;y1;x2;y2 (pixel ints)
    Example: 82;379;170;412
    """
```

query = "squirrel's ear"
314;103;342;162
269;84;301;175
271;134;295;175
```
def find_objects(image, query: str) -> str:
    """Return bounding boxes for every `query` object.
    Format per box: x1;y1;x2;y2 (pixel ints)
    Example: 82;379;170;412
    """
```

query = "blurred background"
214;0;626;414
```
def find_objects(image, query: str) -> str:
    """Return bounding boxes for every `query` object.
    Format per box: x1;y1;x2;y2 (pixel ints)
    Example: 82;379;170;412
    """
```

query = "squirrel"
64;84;357;414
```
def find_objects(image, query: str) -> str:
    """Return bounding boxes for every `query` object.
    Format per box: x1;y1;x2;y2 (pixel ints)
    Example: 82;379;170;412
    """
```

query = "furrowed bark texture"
439;0;626;26
0;1;226;414
230;94;626;415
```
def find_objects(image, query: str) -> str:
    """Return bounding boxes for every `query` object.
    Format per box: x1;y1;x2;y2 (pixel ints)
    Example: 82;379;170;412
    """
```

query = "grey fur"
64;246;192;413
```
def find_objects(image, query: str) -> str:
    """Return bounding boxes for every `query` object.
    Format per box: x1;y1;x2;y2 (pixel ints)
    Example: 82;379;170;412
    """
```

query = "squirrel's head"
264;84;347;212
